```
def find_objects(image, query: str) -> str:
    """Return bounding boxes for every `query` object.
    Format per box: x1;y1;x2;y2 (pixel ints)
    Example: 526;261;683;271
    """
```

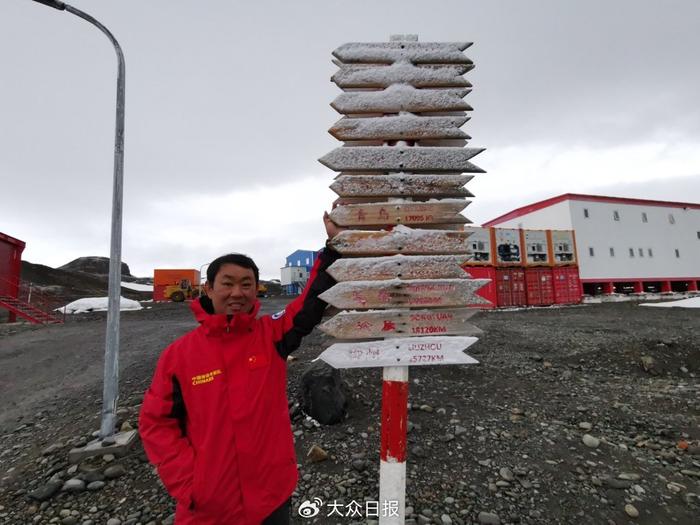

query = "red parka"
139;248;339;524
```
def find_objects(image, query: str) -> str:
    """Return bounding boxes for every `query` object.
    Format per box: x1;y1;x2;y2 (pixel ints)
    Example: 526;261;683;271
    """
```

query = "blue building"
280;249;317;295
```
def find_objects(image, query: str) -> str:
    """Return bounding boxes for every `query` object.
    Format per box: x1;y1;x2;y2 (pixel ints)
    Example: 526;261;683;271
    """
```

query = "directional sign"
317;336;479;369
329;115;469;141
332;62;472;88
320;308;482;339
333;42;473;64
330;174;473;198
319;147;484;173
329;199;468;227
319;278;490;309
327;254;468;281
329;226;473;255
332;85;471;114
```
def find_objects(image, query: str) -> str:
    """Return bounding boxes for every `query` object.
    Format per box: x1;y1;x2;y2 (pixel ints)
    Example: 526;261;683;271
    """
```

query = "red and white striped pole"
379;365;409;524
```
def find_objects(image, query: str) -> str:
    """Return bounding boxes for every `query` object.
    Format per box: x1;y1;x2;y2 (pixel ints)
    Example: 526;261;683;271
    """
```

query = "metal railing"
0;275;67;323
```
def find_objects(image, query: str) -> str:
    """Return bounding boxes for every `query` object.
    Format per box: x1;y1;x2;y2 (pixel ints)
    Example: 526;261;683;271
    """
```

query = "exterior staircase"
0;294;64;324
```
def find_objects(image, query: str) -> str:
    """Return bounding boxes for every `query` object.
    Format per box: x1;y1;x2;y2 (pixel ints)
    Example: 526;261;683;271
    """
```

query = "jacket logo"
191;369;222;386
271;309;285;320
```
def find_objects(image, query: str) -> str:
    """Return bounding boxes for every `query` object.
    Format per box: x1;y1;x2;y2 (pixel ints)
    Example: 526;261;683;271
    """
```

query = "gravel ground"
0;299;698;525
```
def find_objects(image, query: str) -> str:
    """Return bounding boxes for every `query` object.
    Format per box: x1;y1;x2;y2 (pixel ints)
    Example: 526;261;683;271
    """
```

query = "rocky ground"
0;299;698;525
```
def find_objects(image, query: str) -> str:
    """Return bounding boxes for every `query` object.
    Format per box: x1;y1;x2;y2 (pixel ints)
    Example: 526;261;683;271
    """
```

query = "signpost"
317;35;486;524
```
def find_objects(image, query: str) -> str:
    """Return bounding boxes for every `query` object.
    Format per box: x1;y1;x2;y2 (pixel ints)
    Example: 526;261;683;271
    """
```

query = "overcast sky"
1;0;699;279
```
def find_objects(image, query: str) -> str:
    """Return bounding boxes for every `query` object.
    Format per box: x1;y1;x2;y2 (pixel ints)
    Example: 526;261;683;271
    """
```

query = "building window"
638;248;644;257
629;248;634;258
583;208;589;218
613;210;620;221
588;247;595;257
609;247;615;257
641;212;648;223
305;257;309;265
669;213;675;224
675;248;680;258
297;259;301;266
648;248;653;257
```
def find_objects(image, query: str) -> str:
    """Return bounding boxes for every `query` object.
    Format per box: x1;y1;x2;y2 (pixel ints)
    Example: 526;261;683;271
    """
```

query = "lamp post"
32;0;125;441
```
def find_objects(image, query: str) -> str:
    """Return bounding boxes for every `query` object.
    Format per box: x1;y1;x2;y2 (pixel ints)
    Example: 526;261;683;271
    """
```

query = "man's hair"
206;253;259;286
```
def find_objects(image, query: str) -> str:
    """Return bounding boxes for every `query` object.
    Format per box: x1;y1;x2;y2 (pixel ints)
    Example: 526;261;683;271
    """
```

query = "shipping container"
525;267;555;306
492;228;523;266
462;265;496;309
522;229;551;266
153;269;201;302
0;232;25;298
495;267;527;307
552;266;582;304
465;227;493;265
549;230;577;265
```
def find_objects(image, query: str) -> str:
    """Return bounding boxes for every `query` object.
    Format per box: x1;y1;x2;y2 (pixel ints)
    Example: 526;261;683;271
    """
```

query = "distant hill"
59;256;132;278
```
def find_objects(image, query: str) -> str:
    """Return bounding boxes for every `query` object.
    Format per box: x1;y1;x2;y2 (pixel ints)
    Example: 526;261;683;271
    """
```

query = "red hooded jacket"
139;248;339;524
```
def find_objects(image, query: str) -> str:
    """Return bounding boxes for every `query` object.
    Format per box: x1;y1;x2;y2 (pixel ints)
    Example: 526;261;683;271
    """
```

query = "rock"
441;514;452;524
102;454;116;463
640;355;658;374
618;472;641;481
582;434;600;448
28;480;62;501
106;519;122;525
478;511;501;525
41;443;63;456
499;467;514;481
681;469;700;478
87;481;105;491
306;444;328;463
104;464;126;479
420;405;434;413
624;504;639;518
120;421;133;432
61;517;78;525
299;361;346;425
578;422;592;431
454;425;467;436
61;478;85;492
351;459;366;472
605;478;633;489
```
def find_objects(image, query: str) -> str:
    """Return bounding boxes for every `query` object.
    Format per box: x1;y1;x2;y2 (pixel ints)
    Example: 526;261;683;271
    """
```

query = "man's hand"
324;211;345;240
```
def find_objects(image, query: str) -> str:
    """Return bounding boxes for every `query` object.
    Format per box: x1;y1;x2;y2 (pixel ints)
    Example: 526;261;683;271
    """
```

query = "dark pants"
262;498;291;525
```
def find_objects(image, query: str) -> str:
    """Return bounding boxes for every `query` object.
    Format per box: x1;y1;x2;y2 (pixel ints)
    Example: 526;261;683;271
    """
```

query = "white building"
484;194;700;295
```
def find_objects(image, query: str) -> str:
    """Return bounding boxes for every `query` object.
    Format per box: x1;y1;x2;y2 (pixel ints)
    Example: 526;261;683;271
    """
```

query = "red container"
495;267;527;307
462;265;496;309
525;267;554;306
0;232;25;298
552;266;582;304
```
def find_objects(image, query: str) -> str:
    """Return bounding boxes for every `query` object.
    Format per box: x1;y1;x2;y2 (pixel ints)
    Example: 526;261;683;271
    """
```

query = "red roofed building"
0;232;26;323
483;194;700;295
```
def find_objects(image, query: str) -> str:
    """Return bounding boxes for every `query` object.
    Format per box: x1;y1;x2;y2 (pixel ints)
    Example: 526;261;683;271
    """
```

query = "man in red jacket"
139;214;342;524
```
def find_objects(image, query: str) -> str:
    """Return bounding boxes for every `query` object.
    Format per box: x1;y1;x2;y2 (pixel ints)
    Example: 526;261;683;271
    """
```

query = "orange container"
153;269;200;302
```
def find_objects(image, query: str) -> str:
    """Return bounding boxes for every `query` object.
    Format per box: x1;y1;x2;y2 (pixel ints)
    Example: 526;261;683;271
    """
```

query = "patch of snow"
332;84;470;113
121;281;153;292
57;297;143;314
640;296;700;308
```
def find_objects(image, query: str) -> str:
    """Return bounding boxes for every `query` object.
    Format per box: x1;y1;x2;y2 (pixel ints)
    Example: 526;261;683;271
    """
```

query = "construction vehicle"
163;279;202;302
257;283;268;297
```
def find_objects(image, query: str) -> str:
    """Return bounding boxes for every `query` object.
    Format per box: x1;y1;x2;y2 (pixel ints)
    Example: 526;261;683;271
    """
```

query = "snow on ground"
57;297;143;314
120;281;153;292
640;296;700;308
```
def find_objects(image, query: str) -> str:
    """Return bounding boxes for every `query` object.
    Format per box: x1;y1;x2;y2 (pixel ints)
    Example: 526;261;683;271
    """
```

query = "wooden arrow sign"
319;278;490;309
333;42;473;64
329;199;468;227
329;115;469;141
330;174;473;198
327;254;468;281
317;336;479;369
332;63;472;88
329;226;473;255
319;147;484;173
320;308;482;339
332;85;471;114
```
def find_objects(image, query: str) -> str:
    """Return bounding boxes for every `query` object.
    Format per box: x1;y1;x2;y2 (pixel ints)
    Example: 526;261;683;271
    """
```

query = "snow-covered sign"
333;42;473;64
318;336;479;369
320;308;481;339
319;278;489;309
329;115;470;141
331;174;473;198
332;85;471;114
329;226;472;255
332;62;472;88
327;254;468;281
329;199;468;227
319;146;484;172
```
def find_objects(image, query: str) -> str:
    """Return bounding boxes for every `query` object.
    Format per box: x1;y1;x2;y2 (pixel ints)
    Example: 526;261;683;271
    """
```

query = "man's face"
205;263;257;315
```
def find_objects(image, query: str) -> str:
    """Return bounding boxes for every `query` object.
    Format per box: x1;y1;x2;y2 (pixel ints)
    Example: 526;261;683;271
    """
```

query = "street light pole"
31;0;125;440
